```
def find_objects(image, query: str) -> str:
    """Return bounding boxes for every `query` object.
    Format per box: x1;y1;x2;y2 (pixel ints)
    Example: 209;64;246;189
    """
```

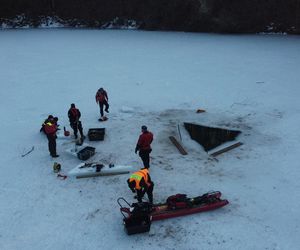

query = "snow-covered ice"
0;29;300;250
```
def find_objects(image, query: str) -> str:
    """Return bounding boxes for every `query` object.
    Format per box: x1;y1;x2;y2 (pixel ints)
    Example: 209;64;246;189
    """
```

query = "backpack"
166;194;190;209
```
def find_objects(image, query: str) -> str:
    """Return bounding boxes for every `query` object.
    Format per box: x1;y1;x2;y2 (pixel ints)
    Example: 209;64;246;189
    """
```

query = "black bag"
124;202;152;235
77;146;95;160
167;194;190;209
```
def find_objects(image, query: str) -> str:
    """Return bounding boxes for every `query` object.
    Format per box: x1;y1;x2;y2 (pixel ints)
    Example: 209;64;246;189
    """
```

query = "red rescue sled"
117;191;229;235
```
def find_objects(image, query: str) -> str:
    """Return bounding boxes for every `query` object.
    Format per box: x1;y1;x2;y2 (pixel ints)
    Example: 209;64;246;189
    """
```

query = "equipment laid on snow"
88;128;105;141
21;146;34;157
65;143;96;161
53;162;61;173
68;162;133;179
118;199;152;235
118;191;229;235
64;127;70;137
57;130;71;140
77;146;96;160
57;173;67;180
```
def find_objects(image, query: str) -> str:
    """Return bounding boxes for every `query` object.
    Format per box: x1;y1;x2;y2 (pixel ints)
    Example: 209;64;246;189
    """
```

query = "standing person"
95;87;109;120
68;103;84;139
40;115;53;133
135;125;153;169
44;116;59;157
127;167;154;203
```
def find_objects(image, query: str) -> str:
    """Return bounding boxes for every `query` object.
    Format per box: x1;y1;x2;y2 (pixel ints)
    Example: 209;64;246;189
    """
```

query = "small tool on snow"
21;146;34;157
57;173;67;180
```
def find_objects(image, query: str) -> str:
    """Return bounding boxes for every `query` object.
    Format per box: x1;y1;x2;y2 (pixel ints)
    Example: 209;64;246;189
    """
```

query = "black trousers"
99;101;109;117
137;183;154;203
70;121;83;138
139;149;152;168
46;134;57;156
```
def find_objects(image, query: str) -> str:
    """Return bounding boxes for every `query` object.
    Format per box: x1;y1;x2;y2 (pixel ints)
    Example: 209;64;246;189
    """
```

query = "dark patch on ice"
184;123;241;151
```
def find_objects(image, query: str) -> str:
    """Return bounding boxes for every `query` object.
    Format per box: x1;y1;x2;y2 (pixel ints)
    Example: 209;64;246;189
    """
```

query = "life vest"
137;131;153;151
96;90;107;103
70;108;78;118
44;122;56;135
129;169;150;190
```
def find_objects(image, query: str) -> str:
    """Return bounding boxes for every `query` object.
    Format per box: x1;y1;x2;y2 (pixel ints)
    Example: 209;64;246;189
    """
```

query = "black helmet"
141;125;147;131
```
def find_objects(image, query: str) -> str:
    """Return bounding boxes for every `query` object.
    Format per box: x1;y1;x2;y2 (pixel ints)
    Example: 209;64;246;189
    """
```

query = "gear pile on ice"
118;191;229;235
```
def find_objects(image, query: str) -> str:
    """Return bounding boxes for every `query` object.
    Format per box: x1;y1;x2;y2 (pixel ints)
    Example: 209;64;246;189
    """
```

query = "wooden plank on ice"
169;136;188;155
210;142;243;157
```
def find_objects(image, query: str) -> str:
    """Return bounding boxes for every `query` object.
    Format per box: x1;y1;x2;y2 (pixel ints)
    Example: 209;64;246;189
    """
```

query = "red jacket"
44;121;57;135
95;90;108;103
68;108;81;123
137;131;153;151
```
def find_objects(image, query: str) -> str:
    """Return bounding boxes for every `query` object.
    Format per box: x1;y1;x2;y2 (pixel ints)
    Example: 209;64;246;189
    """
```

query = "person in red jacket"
44;117;59;157
95;87;109;120
135;125;153;169
40;115;54;133
68;103;84;139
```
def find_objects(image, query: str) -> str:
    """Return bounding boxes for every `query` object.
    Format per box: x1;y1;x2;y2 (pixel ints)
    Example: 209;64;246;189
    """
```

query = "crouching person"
127;168;154;204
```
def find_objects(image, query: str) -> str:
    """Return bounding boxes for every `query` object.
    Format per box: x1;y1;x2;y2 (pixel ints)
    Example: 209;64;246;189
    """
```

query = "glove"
135;148;138;154
131;189;136;193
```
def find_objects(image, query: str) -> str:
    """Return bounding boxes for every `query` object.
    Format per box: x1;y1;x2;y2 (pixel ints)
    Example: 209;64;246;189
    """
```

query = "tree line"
0;0;299;34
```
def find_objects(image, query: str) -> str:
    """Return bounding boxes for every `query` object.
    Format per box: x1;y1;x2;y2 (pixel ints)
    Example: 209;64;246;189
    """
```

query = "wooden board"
169;136;188;155
210;142;243;157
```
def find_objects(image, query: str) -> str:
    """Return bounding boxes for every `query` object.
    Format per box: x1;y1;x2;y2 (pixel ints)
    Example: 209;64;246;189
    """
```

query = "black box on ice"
88;128;105;141
77;146;96;160
124;214;151;235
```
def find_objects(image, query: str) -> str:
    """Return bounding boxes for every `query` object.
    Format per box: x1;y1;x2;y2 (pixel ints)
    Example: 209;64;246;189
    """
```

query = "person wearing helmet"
127;167;154;203
68;103;84;139
135;125;153;169
95;87;109;120
40;115;54;134
44;116;59;157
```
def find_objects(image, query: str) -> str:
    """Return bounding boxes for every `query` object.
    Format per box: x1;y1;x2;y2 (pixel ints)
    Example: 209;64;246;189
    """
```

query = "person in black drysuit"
68;103;84;139
44;116;59;157
95;87;109;119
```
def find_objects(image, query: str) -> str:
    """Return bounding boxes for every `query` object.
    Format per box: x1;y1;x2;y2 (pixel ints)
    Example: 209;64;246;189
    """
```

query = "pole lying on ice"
169;136;188;155
210;142;243;157
21;146;34;157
